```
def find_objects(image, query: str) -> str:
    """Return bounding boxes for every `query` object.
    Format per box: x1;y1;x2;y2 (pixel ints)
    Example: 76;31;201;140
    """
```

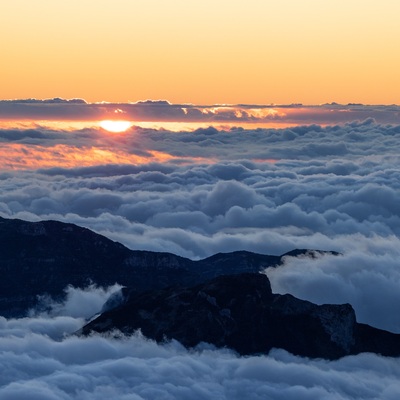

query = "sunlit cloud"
0;143;207;170
0;144;139;170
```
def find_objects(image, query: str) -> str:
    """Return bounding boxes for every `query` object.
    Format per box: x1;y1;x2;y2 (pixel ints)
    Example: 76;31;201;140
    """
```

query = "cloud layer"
1;120;400;333
1;121;400;256
1;117;400;397
2;287;400;400
3;155;400;259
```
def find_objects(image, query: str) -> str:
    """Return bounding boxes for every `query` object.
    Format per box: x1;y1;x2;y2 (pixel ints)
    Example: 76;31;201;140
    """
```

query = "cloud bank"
1;286;400;400
1;99;400;126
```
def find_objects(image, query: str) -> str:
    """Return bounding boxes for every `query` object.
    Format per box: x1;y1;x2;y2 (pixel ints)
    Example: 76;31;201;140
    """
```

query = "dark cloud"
1;98;87;104
1;100;400;125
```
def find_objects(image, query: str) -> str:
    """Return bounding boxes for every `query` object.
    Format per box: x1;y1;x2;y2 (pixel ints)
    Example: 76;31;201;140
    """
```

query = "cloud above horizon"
1;99;400;127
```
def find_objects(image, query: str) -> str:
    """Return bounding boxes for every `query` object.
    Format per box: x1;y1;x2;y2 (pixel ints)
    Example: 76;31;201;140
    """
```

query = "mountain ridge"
2;215;400;360
0;216;334;317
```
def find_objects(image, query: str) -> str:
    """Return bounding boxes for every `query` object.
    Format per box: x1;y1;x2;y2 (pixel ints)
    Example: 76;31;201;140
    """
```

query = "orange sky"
1;0;400;105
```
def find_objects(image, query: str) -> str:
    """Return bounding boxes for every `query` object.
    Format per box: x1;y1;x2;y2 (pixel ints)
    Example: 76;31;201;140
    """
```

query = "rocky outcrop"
80;273;400;360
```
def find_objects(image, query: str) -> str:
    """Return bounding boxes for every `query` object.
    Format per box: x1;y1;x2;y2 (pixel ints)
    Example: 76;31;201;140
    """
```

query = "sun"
99;120;132;133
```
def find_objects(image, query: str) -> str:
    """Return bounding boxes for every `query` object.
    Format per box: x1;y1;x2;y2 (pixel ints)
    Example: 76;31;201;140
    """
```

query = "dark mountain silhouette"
0;216;333;317
5;215;397;361
81;273;400;360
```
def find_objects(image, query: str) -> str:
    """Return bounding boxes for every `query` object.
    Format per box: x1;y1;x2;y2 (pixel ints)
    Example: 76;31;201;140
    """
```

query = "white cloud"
1;141;400;260
34;284;123;320
265;244;400;333
0;285;122;340
1;311;400;400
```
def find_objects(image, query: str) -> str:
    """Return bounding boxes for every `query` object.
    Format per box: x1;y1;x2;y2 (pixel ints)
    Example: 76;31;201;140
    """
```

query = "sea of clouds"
1;119;400;397
2;285;400;400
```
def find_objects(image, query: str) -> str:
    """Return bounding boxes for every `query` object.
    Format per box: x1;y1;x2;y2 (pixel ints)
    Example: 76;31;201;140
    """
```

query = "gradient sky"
2;0;400;104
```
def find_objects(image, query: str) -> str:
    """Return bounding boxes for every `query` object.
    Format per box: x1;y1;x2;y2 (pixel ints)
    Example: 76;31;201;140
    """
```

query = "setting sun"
99;120;132;133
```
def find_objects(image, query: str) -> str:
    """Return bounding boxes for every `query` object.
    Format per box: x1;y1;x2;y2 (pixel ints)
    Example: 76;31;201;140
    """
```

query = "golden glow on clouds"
1;0;399;104
0;144;143;170
0;118;217;170
0;143;197;171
